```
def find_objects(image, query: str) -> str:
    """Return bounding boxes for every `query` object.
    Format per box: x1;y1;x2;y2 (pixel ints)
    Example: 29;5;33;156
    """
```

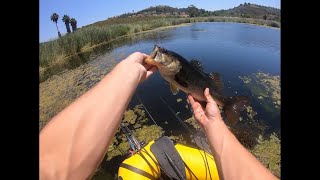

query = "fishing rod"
119;124;174;180
120;123;141;151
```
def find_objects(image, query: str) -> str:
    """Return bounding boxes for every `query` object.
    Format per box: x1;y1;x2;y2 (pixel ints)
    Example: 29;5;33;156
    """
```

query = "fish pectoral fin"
169;83;180;95
208;72;224;92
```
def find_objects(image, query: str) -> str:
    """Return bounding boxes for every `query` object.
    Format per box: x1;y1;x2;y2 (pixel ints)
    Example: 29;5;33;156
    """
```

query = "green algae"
246;106;258;120
239;72;280;111
39;53;117;131
105;103;164;161
185;116;201;130
91;167;114;180
133;125;165;143
169;134;187;145
123;110;137;124
250;133;281;177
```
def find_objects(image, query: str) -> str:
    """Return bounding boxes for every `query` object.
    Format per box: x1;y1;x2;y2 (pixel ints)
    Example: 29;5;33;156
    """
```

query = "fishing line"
120;95;176;179
159;96;195;136
127;94;213;179
120;123;171;180
199;146;212;180
139;147;174;180
183;162;199;180
116;146;126;155
135;94;159;126
160;96;214;179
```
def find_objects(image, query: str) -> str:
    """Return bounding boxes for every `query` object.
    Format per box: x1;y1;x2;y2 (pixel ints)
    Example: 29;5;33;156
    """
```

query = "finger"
144;63;157;71
141;53;149;57
191;101;204;114
146;66;158;79
188;96;203;111
204;88;215;104
194;106;204;115
143;63;152;70
139;53;149;64
194;112;203;121
188;95;196;106
127;52;148;64
194;110;208;124
200;115;209;124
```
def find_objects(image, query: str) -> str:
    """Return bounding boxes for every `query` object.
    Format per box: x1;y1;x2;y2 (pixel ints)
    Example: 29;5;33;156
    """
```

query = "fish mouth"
145;45;161;66
150;45;167;62
145;45;168;66
149;45;159;59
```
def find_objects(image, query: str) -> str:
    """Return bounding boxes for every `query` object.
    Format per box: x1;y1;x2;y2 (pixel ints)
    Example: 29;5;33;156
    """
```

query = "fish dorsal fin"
209;72;224;91
190;59;203;71
169;83;180;95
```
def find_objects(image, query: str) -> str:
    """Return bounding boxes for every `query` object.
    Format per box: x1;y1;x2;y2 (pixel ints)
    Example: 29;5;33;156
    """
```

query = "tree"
70;18;77;32
263;15;267;20
62;15;71;33
187;5;199;17
50;13;61;38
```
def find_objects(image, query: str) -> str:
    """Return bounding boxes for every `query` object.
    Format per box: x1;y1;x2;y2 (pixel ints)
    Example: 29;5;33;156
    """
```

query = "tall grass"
40;16;280;82
40;24;131;67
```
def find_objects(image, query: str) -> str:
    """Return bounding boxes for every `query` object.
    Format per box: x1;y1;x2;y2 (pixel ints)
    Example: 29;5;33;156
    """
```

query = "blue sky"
40;0;280;42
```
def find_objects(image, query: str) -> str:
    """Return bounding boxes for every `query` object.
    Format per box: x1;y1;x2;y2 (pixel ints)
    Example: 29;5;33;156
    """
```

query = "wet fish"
145;45;250;124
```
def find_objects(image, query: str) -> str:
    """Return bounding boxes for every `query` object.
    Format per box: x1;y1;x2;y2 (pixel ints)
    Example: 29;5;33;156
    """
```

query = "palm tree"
70;18;77;32
50;13;61;37
62;15;71;33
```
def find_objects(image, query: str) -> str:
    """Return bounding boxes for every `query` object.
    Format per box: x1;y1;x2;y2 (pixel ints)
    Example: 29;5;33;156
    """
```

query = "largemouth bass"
145;45;250;124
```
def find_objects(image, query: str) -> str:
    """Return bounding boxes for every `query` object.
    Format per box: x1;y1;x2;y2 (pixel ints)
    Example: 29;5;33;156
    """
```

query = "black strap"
150;136;186;180
120;163;156;180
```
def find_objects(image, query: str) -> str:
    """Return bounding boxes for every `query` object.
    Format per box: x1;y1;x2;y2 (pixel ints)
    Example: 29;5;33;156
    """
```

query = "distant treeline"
116;3;280;22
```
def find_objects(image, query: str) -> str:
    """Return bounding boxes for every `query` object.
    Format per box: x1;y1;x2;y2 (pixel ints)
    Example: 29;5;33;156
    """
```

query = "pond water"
40;22;280;177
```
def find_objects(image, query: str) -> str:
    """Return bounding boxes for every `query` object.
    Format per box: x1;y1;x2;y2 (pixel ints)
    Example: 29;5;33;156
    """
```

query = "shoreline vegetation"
40;16;280;82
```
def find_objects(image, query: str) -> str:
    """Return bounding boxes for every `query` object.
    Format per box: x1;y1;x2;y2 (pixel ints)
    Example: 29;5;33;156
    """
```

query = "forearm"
205;120;277;180
40;61;140;180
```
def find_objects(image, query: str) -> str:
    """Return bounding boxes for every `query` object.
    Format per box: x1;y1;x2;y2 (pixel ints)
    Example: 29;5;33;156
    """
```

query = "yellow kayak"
118;139;220;180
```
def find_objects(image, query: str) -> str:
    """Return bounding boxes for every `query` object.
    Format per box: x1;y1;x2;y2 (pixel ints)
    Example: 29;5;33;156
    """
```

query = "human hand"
188;88;223;130
120;52;158;83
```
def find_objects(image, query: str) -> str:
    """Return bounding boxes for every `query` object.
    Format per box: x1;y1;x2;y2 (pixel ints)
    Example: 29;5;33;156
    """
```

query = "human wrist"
204;118;230;158
204;118;225;134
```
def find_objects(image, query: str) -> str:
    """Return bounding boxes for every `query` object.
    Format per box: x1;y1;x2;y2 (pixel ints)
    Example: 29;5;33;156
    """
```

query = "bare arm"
188;88;277;180
40;52;157;180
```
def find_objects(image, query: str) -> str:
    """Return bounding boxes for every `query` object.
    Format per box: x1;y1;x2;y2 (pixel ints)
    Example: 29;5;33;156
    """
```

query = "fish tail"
223;96;250;125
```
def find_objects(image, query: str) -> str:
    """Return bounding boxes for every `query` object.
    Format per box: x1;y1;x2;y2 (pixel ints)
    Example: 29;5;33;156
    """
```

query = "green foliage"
212;3;280;21
263;15;267;20
50;13;59;23
62;15;70;23
268;21;280;27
